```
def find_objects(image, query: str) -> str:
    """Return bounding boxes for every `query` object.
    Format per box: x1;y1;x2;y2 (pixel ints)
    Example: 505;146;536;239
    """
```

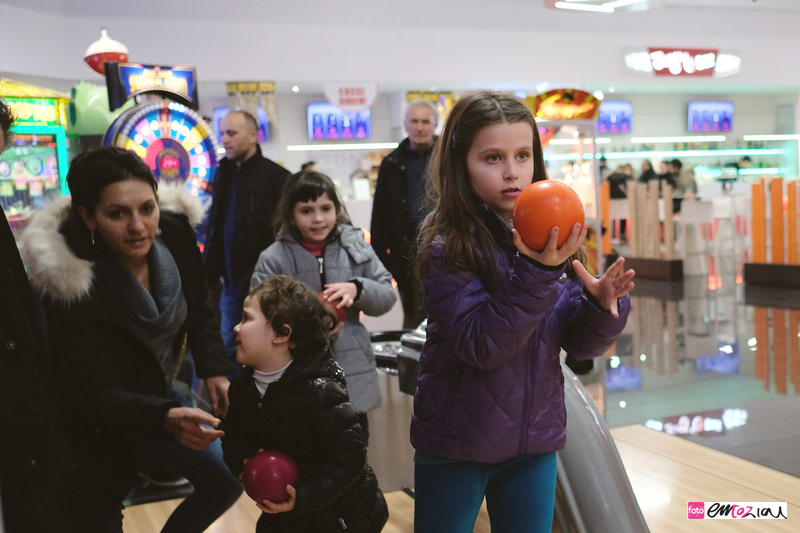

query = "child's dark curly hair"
249;275;335;360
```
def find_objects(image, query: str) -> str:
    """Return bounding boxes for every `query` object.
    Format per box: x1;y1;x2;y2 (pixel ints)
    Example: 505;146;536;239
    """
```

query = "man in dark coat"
370;100;438;329
0;98;73;532
203;111;290;377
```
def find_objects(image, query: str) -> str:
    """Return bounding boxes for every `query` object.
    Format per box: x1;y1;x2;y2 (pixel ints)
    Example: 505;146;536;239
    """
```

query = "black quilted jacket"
222;347;388;532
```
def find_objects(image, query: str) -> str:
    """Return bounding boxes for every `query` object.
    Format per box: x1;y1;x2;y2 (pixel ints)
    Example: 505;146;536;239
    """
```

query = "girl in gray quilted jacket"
411;91;636;532
251;170;397;444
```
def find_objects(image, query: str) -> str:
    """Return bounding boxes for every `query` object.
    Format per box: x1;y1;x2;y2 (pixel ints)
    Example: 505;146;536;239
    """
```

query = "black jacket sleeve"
162;213;231;379
369;158;394;272
292;380;367;514
221;378;262;477
46;302;180;442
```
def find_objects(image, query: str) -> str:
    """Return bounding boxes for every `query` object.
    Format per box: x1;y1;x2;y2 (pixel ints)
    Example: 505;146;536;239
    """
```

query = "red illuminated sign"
648;48;718;77
160;157;180;170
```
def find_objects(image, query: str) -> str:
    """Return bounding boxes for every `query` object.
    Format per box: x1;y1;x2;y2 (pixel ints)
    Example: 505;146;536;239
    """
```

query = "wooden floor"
122;424;800;532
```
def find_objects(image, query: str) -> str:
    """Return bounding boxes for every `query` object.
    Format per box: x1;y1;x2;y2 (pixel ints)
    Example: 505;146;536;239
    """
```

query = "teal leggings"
413;453;557;533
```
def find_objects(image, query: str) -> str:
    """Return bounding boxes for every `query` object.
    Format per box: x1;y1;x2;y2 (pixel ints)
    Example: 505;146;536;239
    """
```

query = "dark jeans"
414;453;557;533
220;283;250;380
146;390;243;532
358;412;370;447
104;389;243;533
397;276;425;330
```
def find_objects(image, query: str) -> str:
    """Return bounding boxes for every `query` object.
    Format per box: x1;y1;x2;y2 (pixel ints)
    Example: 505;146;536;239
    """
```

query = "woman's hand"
512;223;587;267
321;282;357;309
204;376;230;418
257;485;297;514
164;407;223;450
573;256;636;318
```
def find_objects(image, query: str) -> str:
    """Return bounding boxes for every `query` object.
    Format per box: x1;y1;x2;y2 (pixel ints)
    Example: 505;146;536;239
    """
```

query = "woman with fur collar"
21;147;241;532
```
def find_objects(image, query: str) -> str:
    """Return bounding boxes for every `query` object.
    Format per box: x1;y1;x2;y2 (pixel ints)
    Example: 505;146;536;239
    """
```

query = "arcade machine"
0;79;72;237
102;62;222;243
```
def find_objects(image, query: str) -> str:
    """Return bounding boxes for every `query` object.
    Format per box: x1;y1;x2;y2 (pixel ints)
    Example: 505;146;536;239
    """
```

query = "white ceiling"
1;0;800;96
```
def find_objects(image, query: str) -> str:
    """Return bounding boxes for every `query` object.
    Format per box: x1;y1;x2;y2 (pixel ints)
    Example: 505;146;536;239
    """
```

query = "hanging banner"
323;83;380;113
105;63;197;111
407;91;455;121
227;81;277;127
526;89;601;121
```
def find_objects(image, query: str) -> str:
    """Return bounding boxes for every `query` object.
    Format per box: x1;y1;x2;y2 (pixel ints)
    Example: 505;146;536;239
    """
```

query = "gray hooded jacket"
250;224;397;412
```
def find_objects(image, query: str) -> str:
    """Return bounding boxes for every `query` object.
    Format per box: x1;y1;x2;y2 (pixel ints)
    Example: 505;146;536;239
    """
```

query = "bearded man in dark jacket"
203;110;290;378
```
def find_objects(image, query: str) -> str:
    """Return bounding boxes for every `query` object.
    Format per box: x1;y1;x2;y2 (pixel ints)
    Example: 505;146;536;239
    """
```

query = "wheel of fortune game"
103;99;221;199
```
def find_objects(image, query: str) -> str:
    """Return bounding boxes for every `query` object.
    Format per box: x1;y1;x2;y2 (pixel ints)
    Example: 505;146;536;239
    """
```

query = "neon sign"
648;48;717;77
645;408;748;437
527;89;600;121
625;49;742;77
6;98;61;127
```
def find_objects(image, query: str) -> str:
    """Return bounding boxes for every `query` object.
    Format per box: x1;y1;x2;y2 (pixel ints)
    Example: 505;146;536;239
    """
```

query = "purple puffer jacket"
410;208;630;464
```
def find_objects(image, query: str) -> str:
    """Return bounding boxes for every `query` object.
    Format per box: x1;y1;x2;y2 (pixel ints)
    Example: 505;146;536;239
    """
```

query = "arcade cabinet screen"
307;102;371;141
213;106;270;142
596;100;632;134
688;101;733;133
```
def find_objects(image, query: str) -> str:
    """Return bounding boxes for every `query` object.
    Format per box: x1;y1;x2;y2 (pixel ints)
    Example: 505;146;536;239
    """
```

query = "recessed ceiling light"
292;86;300;93
608;87;616;92
554;1;614;13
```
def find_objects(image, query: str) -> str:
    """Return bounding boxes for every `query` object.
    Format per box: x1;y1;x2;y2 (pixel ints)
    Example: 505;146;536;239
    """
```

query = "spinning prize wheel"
104;100;221;198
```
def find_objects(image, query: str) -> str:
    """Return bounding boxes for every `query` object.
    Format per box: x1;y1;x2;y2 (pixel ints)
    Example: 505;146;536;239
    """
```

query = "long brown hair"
417;90;547;288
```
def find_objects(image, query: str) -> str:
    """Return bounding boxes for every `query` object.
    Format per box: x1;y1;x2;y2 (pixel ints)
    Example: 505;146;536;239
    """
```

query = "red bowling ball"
241;450;299;504
512;180;585;251
318;292;347;325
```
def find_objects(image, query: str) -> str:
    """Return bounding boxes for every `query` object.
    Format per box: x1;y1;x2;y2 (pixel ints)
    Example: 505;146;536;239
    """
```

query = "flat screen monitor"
688;101;733;133
596;100;632;134
307;102;371;141
213;106;270;142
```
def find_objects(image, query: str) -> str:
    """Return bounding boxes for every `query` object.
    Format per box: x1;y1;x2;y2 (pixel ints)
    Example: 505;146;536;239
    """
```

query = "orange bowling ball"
512;181;585;251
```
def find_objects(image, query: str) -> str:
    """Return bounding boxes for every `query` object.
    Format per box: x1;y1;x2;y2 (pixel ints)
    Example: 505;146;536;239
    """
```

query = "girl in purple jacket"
411;91;635;532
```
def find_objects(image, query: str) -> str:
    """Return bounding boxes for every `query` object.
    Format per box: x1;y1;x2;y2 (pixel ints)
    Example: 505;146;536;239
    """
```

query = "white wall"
195;88;793;187
197;88;400;197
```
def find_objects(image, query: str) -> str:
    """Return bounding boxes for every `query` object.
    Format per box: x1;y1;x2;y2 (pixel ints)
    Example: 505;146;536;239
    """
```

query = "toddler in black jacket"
222;274;388;532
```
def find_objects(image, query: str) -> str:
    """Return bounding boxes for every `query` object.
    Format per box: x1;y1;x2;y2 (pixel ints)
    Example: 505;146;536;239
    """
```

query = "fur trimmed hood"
21;183;205;306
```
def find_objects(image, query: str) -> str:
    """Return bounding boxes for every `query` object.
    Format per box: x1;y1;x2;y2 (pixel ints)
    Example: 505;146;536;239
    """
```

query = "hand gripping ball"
512;181;585;251
241;450;299;504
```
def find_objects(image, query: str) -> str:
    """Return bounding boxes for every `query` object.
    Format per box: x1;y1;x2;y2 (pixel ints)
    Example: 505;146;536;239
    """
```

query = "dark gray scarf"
97;237;187;387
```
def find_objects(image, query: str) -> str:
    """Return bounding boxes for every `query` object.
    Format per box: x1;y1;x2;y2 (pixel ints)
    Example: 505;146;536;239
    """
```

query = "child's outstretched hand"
321;282;358;309
257;485;297;514
573;256;635;318
512;223;587;267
